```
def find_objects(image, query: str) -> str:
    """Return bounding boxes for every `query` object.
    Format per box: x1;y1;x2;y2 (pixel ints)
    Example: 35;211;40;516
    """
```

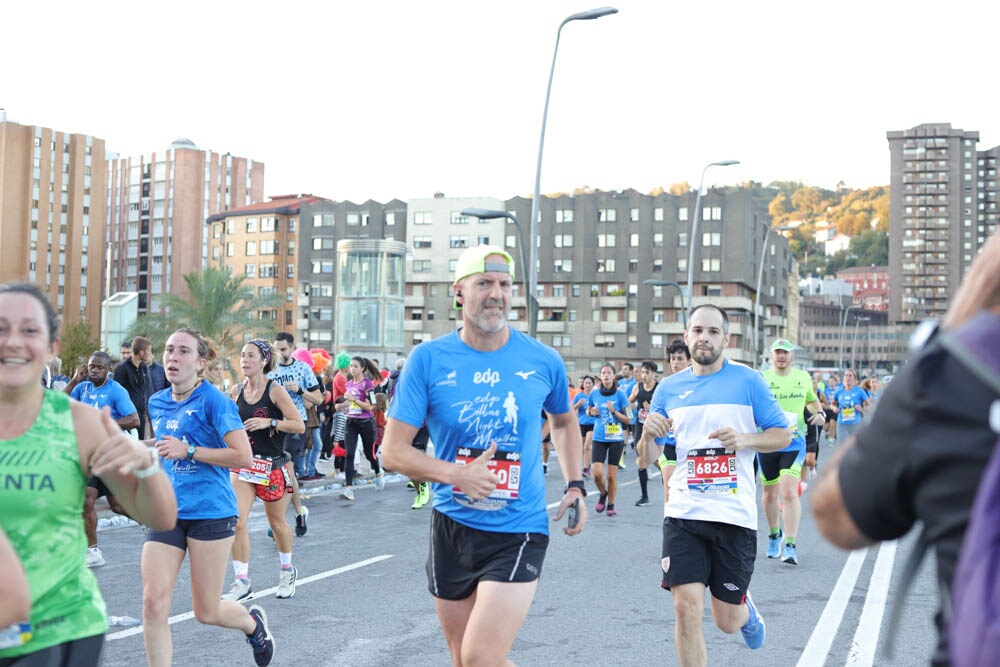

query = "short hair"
89;351;112;366
395;358;406;370
131;336;152;355
640;360;659;373
689;304;730;335
120;340;132;349
666;338;691;359
622;362;634;372
0;284;59;343
274;331;295;346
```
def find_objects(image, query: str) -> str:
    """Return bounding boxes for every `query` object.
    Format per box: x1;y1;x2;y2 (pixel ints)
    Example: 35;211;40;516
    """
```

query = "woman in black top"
223;341;304;603
630;361;659;506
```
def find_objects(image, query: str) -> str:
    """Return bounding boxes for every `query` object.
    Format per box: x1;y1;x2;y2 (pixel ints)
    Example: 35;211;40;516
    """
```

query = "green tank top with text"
0;390;107;657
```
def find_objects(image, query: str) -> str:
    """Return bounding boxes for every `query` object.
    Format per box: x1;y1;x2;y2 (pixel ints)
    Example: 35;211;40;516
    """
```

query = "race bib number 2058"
452;446;522;511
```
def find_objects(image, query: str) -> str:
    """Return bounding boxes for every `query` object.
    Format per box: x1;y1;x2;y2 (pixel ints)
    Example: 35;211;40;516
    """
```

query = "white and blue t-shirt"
70;379;136;420
268;359;319;421
650;359;787;530
588;386;630;443
618;376;637;421
834;386;869;425
149;382;245;520
389;328;571;535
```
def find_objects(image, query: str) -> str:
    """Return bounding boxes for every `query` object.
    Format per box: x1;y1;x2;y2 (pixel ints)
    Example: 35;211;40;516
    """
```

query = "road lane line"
797;548;868;667
846;541;897;666
107;554;394;641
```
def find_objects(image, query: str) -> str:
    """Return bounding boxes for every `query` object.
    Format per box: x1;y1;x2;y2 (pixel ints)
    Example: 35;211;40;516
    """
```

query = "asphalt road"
93;441;939;666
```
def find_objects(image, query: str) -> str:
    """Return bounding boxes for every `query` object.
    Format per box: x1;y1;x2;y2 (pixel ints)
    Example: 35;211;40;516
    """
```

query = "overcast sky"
4;0;997;203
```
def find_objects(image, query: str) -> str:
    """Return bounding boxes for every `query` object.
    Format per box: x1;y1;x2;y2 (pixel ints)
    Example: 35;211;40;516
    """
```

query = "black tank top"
634;381;658;423
237;379;285;459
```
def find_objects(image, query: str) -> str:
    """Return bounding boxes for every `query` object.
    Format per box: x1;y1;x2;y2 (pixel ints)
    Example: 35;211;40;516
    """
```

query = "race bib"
0;623;31;649
783;411;801;436
237;457;273;485
603;422;623;440
638;408;649;423
452;446;522;511
347;401;363;416
841;406;857;421
686;447;738;494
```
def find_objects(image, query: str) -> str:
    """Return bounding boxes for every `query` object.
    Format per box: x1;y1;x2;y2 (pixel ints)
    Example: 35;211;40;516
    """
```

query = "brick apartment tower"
105;138;264;314
0;116;107;335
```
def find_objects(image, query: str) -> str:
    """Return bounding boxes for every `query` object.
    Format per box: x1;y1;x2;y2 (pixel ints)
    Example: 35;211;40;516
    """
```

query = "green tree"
126;266;281;364
668;181;691;196
849;229;889;266
59;320;101;375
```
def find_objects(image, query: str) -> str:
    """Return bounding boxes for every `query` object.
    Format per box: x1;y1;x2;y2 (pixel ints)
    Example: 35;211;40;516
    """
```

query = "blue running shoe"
781;543;798;565
766;530;783;559
741;592;766;650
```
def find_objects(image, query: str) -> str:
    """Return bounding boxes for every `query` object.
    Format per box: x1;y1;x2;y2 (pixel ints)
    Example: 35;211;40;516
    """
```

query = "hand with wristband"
556;479;589;535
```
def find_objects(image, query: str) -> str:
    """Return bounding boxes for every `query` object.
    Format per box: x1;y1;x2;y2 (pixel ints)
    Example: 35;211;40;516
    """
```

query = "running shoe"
595;494;607;513
295;506;309;537
406;480;415;489
543;463;549;476
246;605;275;666
582;467;591;479
374;472;385;492
740;592;766;650
766;529;783;559
635;496;650;507
276;566;298;599
411;482;429;510
222;578;253;602
607;504;617;517
340;487;355;501
86;546;105;568
781;543;798;566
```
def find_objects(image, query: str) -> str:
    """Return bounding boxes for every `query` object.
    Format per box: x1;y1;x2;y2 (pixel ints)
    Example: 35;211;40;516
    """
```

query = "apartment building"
207;194;330;333
106;138;264;314
886;123;999;324
402;189;787;373
836;265;889;312
0;117;106;334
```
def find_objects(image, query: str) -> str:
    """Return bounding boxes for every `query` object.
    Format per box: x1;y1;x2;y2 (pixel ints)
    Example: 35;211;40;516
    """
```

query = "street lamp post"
685;160;740;321
751;224;794;369
642;279;687;329
460;208;537;330
851;316;871;371
837;304;861;371
529;6;618;339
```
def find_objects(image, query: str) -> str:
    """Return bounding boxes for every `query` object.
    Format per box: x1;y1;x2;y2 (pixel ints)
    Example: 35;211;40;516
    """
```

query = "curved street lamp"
529;6;619;339
837;304;861;370
460;208;537;330
643;279;687;329
685;160;739;321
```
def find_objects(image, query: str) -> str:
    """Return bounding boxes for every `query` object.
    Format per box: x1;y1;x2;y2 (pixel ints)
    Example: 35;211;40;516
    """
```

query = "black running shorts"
661;517;756;605
426;510;548;601
591;440;626;466
146;517;237;550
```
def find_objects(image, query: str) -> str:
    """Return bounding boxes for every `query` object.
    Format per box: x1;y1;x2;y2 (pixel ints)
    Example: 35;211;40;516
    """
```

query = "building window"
311;261;335;274
245;264;255;277
630;208;639;222
628;259;639;273
413;236;432;249
413;211;432;225
596;259;616;272
702;232;721;246
312;237;335;250
597;234;616;247
678;232;688;246
412;260;431;272
245;218;257;233
701;257;721;272
450;212;470;225
594;334;615;348
599;208;617;222
260;217;276;232
679;207;688;221
449;236;469;249
678;258;688;271
313;213;335;227
655;207;664;222
226;243;235;257
347;212;360;226
245;242;256;256
260;239;279;255
554;234;573;248
653;233;664;247
556;209;574;223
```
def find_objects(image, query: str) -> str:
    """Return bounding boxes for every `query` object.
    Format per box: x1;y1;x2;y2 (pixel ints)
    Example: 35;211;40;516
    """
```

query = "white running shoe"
374;472;385;492
86;546;105;568
340;487;355;501
276;566;298;599
221;578;253;602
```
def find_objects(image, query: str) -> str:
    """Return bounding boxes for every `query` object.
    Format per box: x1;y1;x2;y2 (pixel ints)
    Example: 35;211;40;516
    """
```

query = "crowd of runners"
2;233;984;667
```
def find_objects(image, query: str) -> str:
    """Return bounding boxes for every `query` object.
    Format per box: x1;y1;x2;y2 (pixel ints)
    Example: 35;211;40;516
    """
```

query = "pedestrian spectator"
113;336;168;439
338;356;386;500
143;328;275;667
46;357;70;390
638;304;790;664
65;351;141;568
382;245;586;666
812;229;1000;666
0;283;176;665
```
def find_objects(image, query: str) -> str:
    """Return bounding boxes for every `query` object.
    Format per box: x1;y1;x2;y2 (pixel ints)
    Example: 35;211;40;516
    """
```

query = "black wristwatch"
270;418;278;429
296;387;304;396
565;480;587;497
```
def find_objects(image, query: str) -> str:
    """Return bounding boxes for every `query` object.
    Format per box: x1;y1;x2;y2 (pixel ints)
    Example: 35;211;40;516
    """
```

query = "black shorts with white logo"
426;510;548;601
661;516;756;605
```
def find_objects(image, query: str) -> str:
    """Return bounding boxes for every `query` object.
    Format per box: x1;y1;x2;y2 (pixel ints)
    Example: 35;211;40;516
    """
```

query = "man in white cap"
382;244;587;666
760;338;826;565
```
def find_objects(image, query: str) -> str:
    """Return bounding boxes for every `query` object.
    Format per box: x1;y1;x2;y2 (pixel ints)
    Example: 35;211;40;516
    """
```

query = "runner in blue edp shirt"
381;245;586;667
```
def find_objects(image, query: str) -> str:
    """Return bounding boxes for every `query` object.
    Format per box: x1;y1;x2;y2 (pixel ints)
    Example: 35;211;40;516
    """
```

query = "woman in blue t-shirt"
832;369;870;445
143;328;275;666
573;376;596;478
587;364;631;517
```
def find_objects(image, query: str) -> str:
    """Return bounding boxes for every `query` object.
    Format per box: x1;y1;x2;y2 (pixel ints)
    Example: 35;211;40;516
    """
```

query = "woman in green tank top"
0;284;177;665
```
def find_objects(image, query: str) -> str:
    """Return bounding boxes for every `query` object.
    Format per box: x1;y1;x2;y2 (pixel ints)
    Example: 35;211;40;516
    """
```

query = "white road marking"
797;548;868;667
107;554;394;641
846;541;897;666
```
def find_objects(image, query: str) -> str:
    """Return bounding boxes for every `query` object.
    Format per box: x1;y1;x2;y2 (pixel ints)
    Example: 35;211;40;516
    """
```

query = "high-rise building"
105;139;264;314
886;123;999;324
207;194;330;334
0;117;106;334
403;189;788;372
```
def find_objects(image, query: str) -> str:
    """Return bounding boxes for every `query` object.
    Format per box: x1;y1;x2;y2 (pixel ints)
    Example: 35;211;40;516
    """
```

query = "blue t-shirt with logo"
70;379;136;420
588;387;630;443
834;386;869;425
574;391;594;426
618;376;637;421
148;381;245;520
389;328;571;535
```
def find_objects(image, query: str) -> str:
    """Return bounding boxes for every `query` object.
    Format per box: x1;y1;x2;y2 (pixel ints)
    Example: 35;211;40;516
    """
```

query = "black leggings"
0;634;105;667
344;417;378;487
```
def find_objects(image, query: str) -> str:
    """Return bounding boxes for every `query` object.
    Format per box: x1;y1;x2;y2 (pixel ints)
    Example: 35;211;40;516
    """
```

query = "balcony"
403;320;425;332
404;295;426;307
297;294;309;307
599;321;627;334
689;294;753;312
596;295;627;308
296;318;309;330
648;321;685;336
537;295;568;308
537;321;567;334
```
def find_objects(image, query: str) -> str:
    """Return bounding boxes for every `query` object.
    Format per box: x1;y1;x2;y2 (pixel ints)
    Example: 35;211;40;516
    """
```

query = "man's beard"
691;345;722;367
